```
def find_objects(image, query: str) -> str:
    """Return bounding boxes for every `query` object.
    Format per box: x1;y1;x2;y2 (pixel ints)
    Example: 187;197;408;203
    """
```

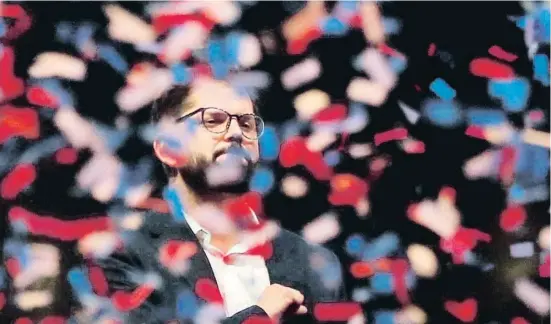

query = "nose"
224;116;243;144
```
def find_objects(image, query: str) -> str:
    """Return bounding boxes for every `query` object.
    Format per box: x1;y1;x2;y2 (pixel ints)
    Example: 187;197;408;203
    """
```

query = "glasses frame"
175;107;264;140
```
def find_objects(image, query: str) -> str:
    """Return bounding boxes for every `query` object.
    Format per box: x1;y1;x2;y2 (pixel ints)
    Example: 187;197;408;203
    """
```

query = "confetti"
346;77;389;107
28;52;87;81
445;298;478;323
280;174;309;198
406;244;439;278
513;278;550;315
293;89;331;121
281;57;322;90
488;45;518;62
14;290;53;311
302;212;341;244
103;4;156;45
0;163;36;199
510;242;534;258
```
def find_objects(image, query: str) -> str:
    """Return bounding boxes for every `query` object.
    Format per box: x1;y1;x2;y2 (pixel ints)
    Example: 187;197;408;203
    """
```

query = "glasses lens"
239;115;264;139
202;108;229;133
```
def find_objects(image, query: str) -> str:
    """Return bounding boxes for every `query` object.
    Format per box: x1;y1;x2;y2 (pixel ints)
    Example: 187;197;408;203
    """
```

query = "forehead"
183;79;254;115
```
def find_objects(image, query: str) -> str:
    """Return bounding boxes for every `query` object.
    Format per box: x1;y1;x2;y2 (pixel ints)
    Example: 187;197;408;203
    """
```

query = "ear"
153;139;178;167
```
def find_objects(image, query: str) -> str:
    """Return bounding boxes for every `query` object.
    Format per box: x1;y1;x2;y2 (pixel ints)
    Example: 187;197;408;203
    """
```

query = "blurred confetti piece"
55;147;79;165
307;130;337;152
348;143;372;158
510;242;534;258
328;173;368;207
238;33;262;69
488;45;518;62
302;212;341;244
359;2;385;44
0;4;32;40
398;101;421;124
375;127;408;146
78;231;120;259
469;58;515;79
499;205;527;232
203;1;242;26
195;278;223;304
1;163;36;199
293;89;331;121
445;298;478;323
282;1;325;44
347;77;389;106
14;290;53;311
423;99;462;127
26;85;60;109
488;77;530;112
362;232;400;261
8;206;111;241
314;302;362;322
0;105;40;143
522;128;550;148
406;244;438;278
360;48;397;89
396;305;427;324
54;108;104;152
113;283;156;311
280;174;309;198
161;22;208;64
249;166;275;195
429;78;456;100
116;68;173;112
281;57;321;90
258;125;279;161
103;4;156;45
13;244;60;289
513;278;550;315
97;43;129;74
0;47;25;103
538;226;550;250
533;53;550;86
28;52;87;81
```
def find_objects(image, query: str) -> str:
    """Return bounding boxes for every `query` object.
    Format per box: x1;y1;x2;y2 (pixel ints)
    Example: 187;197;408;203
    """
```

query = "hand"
256;284;308;320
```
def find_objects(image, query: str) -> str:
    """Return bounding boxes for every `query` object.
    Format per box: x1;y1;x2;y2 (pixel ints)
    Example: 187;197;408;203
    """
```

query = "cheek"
246;143;260;162
188;133;217;160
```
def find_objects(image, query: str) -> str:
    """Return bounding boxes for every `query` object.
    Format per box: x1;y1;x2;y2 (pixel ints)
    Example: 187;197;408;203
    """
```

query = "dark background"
0;1;549;323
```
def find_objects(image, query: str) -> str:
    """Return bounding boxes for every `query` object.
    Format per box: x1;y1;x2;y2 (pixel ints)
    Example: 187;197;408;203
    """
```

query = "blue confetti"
336;0;358;12
68;267;94;297
508;183;549;204
488;77;530;112
517;144;550;184
374;311;396;324
382;17;401;35
208;39;228;79
345;234;366;258
466;108;507;126
92;123;130;153
0;19;6;38
0;268;5;289
249;166;275;195
32;79;75;107
224;32;242;67
423;99;462;128
324;150;341;167
74;22;97;51
259;125;280;161
163;185;186;223
171;63;191;85
361;232;400;261
429;78;456;100
388;56;408;74
176;290;198;319
97;44;129;74
370;273;394;294
534;6;550;43
533;54;550;86
10;220;28;235
55;21;74;43
321;16;349;36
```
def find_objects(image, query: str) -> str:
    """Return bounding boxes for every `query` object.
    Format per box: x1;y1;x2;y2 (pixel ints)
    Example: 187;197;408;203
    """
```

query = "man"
95;78;347;324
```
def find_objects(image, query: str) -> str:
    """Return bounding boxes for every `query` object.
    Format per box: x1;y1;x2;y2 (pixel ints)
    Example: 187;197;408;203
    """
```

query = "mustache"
213;145;253;163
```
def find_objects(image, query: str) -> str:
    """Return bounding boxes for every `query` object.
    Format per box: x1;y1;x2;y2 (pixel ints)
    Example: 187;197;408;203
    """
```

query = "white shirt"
184;210;271;317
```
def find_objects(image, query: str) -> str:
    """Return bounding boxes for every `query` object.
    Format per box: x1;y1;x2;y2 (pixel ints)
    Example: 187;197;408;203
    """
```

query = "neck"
171;175;240;240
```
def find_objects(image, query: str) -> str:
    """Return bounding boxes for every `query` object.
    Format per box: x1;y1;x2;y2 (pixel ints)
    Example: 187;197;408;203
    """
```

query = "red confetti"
499;205;527;232
8;206;112;241
469;58;515;79
14;318;33;324
159;240;198;267
312;104;347;124
55;147;79;165
539;254;550;278
1;4;32;40
390;259;410;305
350;262;374;278
40;316;66;324
313;302;362;321
0;105;40;143
244;241;273;261
445;298;478;323
488;45;518;62
303;150;334;181
88;266;109;296
378;43;404;58
511;317;530;324
195;278;224;304
112;284;155;312
348;14;362;29
440;227;492;264
0;47;25;103
465;125;486;140
527;109;544;122
152;13;215;35
288;28;323;55
279;137;306;168
26;86;60;109
402;140;426;154
499;146;517;185
374;127;408;146
1;164;36;199
242;316;272;324
328;173;368;207
0;292;5;311
5;257;21;278
428;43;437;56
223;191;264;227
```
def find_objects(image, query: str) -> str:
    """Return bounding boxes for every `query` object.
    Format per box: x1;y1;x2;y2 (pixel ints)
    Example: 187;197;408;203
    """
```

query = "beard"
177;151;255;197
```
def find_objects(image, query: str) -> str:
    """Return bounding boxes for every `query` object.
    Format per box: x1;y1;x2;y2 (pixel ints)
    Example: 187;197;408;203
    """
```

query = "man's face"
155;79;261;195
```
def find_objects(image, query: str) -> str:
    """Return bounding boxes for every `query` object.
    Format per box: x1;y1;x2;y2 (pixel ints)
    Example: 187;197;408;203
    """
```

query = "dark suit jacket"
94;211;348;324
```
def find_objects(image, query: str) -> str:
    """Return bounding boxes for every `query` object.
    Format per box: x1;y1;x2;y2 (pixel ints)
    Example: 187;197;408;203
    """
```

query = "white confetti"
348;143;373;158
13;244;60;289
463;149;499;179
398;101;421;124
78;231;120;259
302;212;341;244
280;174;309;198
361;48;397;89
281;57;322;90
203;1;242;26
293;89;331;121
28;52;87;81
513;278;550;315
359;2;385;44
14;290;53;310
538;226;550;250
306;130;337;152
510;242;535;258
396;305;428;324
162;22;208;65
346;77;389;107
409;198;461;240
54;108;105;153
103;4;156;45
115;68;174;112
406;244;439;278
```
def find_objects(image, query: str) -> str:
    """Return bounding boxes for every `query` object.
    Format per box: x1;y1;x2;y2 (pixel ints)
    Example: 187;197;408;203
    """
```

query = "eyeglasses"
176;107;265;140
